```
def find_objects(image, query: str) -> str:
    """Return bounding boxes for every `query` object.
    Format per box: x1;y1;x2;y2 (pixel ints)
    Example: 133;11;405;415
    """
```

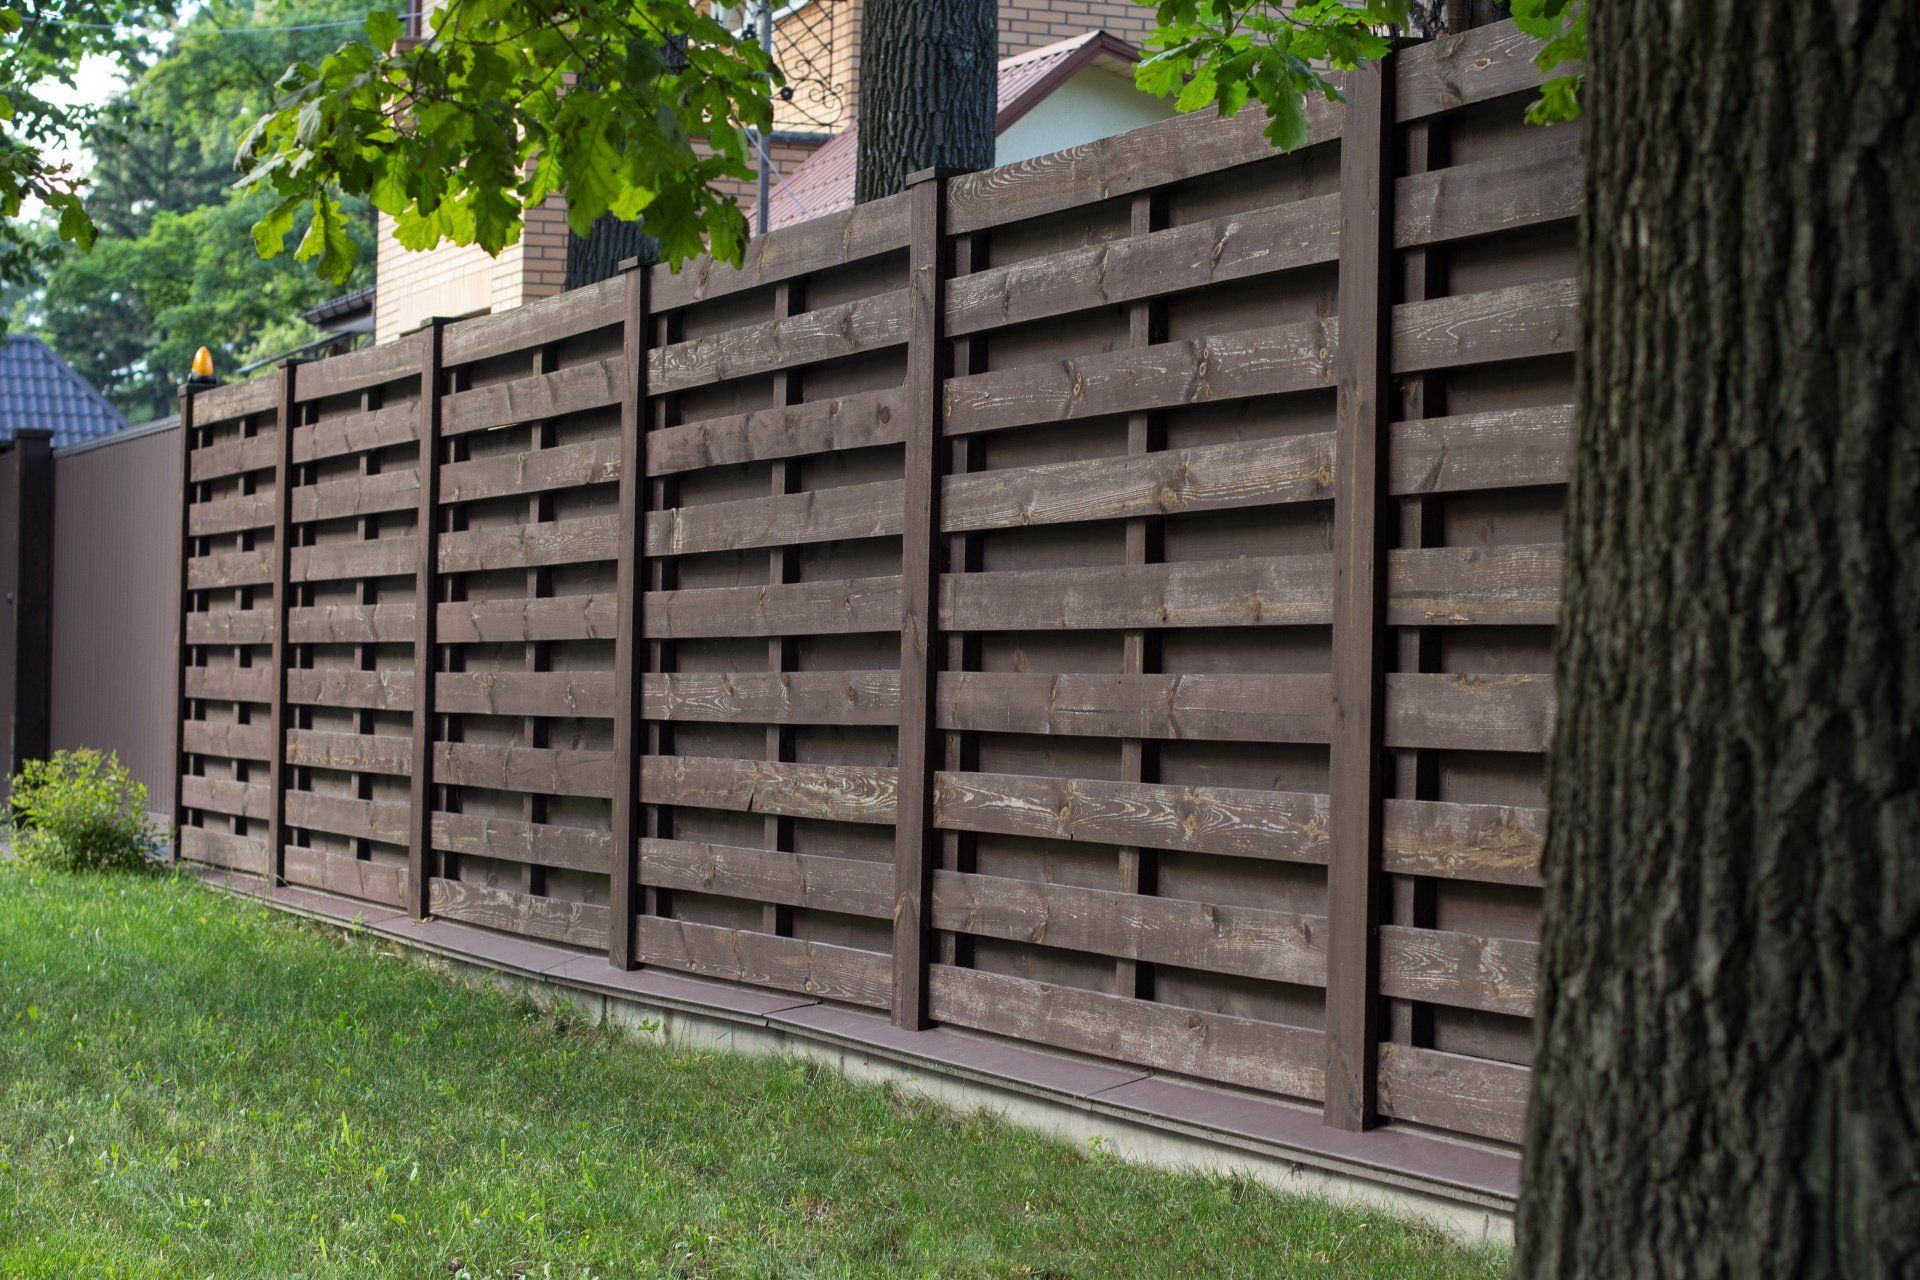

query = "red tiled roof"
766;30;1139;230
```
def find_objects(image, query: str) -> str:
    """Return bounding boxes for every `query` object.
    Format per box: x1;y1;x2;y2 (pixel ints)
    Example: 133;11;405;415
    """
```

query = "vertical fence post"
263;361;299;887
172;379;210;847
609;262;650;969
408;320;446;919
1324;56;1395;1131
892;165;956;1030
5;428;54;779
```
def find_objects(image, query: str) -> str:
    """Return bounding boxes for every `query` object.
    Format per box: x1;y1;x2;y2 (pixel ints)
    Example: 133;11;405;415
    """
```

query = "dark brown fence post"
892;165;956;1030
171;380;208;845
263;361;299;886
407;320;446;919
609;262;650;969
1324;56;1395;1132
4;428;53;778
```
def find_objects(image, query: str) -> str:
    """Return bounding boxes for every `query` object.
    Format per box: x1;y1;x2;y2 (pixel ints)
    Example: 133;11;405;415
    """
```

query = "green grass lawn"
0;868;1508;1279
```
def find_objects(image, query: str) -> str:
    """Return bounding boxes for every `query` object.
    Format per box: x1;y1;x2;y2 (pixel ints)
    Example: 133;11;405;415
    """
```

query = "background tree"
852;0;996;204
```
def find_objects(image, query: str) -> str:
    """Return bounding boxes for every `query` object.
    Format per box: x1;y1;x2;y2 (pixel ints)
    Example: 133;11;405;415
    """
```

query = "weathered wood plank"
440;356;625;437
641;671;900;726
645;477;903;557
934;770;1330;863
287;601;419;644
184;665;273;703
284;791;410;844
435;594;618;643
282;846;409;907
288;537;416;583
1386;543;1564;626
636;917;892;1009
1389;405;1573;496
647;192;911;310
293;340;422;402
432;742;614;798
291;468;420;524
932;871;1327;986
1391;278;1577;375
646;388;909;476
1395;134;1580;249
187;547;274;590
187;491;275;536
1377;1043;1530;1145
1381;798;1546;888
435;671;617;718
1378;925;1538;1017
639;756;898;825
441;276;625;366
179;776;272;820
284;668;415;711
436;514;618;575
283;728;413;776
1385;672;1556;753
181;719;273;762
186;607;276;646
648;288;911;396
429;877;611;948
188;432;277;483
639;838;893;918
291;402;418;464
934;671;1330;743
439;437;621;506
928;966;1326;1100
642;575;903;639
430;811;613;874
179;825;268;873
190;376;279;423
939;556;1333;631
943;316;1335;438
1394;20;1557;123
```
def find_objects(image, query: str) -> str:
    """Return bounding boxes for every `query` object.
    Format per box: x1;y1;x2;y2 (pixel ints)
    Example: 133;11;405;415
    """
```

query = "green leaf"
365;9;402;53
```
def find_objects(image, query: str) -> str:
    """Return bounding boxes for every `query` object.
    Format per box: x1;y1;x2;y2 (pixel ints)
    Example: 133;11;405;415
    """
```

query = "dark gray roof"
0;334;130;449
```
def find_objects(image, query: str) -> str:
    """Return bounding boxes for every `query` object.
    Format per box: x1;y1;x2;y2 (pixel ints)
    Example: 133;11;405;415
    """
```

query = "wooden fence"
172;20;1573;1155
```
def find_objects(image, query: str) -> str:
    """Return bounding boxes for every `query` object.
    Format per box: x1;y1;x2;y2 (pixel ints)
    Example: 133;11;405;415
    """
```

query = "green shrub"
7;748;166;872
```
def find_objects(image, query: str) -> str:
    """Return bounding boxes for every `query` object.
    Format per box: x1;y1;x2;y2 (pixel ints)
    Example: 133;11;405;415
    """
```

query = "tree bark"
854;0;997;203
1515;4;1919;1277
565;214;657;290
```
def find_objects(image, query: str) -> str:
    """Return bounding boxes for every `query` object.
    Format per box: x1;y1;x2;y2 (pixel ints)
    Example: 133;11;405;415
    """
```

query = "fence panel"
168;17;1568;1155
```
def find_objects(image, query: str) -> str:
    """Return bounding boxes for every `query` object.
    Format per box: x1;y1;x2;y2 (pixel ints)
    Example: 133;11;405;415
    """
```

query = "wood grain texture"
440;437;621;505
646;388;908;477
650;288;911;395
284;791;410;844
284;728;413;776
186;607;277;646
188;433;277;483
284;668;415;711
939;556;1333;631
641;671;900;726
436;514;618;575
292;402;419;464
639;838;893;918
179;826;268;873
288;537;416;583
1392;278;1577;375
440;357;625;437
436;671;617;718
647;192;911;310
640;755;898;825
282;845;408;907
1377;1042;1530;1145
1381;798;1546;888
1389;405;1573;495
1386;543;1564;626
179;776;272;820
1385;672;1556;753
435;594;618;643
430;877;611;948
291;468;420;524
934;671;1329;743
643;575;903;639
287;601;419;644
1378;924;1538;1016
636;916;891;1009
432;742;614;799
430;811;612;873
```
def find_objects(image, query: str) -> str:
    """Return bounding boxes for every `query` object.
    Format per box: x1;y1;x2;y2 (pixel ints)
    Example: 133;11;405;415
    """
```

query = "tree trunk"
1515;4;1919;1277
1405;1;1507;38
854;0;997;203
564;214;657;290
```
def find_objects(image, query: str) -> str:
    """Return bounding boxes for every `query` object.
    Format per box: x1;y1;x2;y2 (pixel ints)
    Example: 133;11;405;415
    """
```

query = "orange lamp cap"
191;347;214;378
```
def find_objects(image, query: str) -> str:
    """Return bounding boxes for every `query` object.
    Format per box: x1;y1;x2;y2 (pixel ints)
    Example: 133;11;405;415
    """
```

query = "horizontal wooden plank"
641;671;900;726
287;601;418;644
640;756;897;825
291;402;419;464
291;468;420;524
1379;925;1538;1017
190;376;279;424
282;846;408;907
928;966;1325;1100
186;607;275;646
932;871;1327;986
1381;798;1546;888
187;548;274;591
430;811;612;874
1395;134;1580;250
1377;1043;1530;1145
188;492;274;537
184;665;272;704
636;916;891;1009
947;193;1340;336
436;671;616;718
289;537;416;584
940;555;1333;631
934;672;1330;743
1387;543;1564;626
638;838;893;918
650;288;912;396
945;94;1341;236
646;388;908;477
429;877;610;948
1389;405;1573;496
178;825;268;873
284;728;413;776
181;719;273;762
648;192;911;310
944;316;1334;437
643;576;902;640
188;431;278;483
440;436;621;506
647;477;901;558
180;776;272;820
434;743;614;799
1386;673;1555;753
442;276;624;366
293;339;422;402
944;432;1335;533
1392;278;1577;375
440;356;625;437
935;770;1330;864
1395;20;1557;123
436;594;618;643
284;791;410;845
285;668;415;711
436;515;618;575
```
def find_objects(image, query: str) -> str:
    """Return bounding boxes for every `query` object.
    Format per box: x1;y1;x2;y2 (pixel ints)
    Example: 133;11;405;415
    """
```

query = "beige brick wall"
998;0;1158;56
